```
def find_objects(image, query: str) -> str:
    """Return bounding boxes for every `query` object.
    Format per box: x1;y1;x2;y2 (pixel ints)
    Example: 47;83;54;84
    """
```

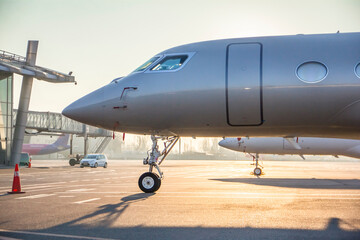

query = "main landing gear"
251;153;263;177
138;135;179;193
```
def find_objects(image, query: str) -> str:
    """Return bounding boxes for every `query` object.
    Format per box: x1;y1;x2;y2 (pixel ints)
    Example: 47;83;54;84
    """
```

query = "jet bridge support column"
83;124;88;156
70;134;73;155
10;41;38;166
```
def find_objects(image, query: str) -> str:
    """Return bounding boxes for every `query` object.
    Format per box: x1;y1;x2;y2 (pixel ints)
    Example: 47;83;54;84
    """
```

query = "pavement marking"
15;181;69;188
74;198;100;204
54;191;360;196
36;178;45;180
21;185;54;190
68;188;95;192
16;194;55;199
0;229;115;240
21;184;100;193
58;195;75;198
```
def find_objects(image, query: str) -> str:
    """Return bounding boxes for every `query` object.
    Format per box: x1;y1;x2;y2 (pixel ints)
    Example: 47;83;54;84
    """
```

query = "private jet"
63;32;360;192
219;137;360;176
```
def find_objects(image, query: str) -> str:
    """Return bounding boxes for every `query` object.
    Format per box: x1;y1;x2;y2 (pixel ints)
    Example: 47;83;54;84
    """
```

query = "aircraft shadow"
209;178;360;189
0;217;359;240
60;192;155;228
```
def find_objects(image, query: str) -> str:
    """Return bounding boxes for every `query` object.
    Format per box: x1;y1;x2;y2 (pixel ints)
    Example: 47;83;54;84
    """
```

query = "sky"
0;0;360;113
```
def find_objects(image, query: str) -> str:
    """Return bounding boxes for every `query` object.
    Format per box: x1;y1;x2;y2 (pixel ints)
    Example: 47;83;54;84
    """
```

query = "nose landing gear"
250;153;264;177
138;135;179;193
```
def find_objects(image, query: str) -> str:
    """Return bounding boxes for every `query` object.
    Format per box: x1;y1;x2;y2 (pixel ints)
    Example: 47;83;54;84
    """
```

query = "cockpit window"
133;57;160;72
151;55;188;71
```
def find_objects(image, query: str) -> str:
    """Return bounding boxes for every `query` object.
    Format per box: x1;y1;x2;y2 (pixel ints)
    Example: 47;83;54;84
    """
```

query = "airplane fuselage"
63;32;360;139
219;137;360;159
63;33;360;193
22;135;70;156
22;144;70;155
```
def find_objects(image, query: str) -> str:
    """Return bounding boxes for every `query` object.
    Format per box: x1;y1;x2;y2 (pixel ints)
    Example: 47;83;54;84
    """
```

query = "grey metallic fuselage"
63;33;360;139
219;137;360;159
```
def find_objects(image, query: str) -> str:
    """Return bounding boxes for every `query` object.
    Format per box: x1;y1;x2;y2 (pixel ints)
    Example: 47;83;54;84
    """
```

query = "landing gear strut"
138;135;179;193
251;153;263;176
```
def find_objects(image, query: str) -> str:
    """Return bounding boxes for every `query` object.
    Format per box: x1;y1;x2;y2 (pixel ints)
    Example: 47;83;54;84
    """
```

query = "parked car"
19;153;31;166
80;154;108;168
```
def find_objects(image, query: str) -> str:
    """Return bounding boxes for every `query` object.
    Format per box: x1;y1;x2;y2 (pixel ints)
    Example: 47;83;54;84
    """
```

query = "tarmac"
0;159;359;240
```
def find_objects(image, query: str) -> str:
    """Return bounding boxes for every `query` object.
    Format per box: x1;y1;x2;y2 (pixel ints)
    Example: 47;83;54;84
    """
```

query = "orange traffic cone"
8;164;25;194
28;157;31;168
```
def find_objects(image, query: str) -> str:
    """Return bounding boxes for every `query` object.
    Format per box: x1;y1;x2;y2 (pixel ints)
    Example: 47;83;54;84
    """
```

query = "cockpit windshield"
151;55;188;71
133;57;159;72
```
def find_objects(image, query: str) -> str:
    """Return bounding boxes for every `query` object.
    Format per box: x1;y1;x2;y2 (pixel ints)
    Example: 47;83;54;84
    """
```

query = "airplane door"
226;43;262;126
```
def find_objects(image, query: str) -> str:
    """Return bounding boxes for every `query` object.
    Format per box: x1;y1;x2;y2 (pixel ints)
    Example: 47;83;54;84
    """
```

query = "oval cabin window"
296;61;328;83
355;62;360;78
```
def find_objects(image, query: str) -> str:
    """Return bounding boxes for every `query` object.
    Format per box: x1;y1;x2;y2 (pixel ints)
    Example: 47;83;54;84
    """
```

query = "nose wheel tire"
254;167;262;176
138;172;161;193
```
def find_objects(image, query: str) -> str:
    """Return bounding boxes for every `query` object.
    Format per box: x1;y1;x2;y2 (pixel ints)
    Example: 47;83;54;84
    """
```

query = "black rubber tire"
80;165;84;168
103;162;107;168
138;172;161;193
69;159;76;166
94;163;98;168
254;167;262;176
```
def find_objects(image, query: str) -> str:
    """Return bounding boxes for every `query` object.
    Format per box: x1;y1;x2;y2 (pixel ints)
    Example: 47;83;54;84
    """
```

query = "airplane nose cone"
62;104;76;119
62;87;105;126
218;139;228;147
218;138;238;150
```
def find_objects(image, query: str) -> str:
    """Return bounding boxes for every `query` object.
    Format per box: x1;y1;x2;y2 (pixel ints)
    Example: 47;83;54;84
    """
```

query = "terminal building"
0;41;111;166
0;71;13;164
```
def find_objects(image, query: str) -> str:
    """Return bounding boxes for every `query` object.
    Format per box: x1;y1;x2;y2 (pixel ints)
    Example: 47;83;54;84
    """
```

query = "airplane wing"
284;137;302;150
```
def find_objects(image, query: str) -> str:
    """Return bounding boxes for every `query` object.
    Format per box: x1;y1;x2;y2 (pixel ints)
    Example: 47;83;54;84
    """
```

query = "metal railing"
0;50;26;63
0;49;76;83
13;109;112;137
91;136;112;153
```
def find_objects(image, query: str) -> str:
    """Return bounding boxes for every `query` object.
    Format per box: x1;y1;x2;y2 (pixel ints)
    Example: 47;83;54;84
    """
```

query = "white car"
80;154;108;168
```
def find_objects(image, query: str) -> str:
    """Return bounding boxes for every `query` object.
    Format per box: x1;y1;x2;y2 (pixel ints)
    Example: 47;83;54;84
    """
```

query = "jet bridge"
13;109;112;157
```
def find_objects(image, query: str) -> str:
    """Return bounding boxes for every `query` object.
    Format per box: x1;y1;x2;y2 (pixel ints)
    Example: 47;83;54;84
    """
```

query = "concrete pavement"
0;160;359;239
